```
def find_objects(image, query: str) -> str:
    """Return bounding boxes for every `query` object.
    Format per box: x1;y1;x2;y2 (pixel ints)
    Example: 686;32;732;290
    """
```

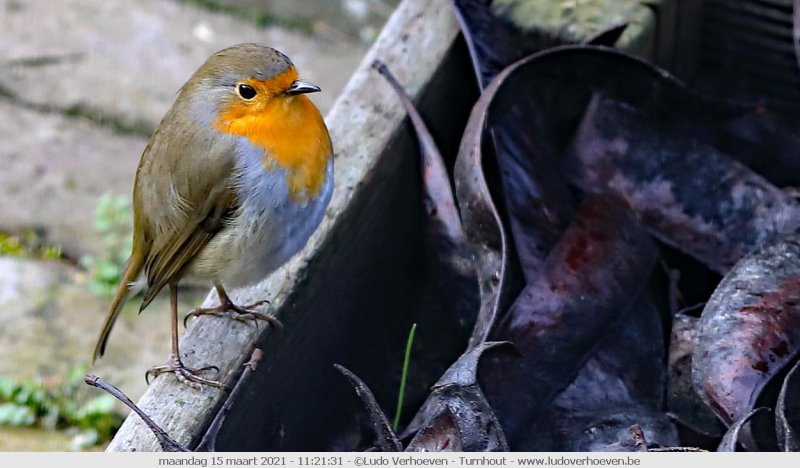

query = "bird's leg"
146;284;226;389
183;282;281;328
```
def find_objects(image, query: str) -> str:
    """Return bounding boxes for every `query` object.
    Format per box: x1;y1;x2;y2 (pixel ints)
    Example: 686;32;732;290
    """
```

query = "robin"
91;43;334;389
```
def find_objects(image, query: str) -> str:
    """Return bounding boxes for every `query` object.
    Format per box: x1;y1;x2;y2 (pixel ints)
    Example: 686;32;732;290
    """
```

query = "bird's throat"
214;95;331;201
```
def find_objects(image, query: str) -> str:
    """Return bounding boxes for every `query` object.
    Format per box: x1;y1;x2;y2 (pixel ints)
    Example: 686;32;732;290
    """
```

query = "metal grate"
699;0;800;114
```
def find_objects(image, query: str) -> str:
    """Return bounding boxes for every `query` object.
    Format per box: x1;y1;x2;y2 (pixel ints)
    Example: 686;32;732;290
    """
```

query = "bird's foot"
184;297;282;329
145;355;226;390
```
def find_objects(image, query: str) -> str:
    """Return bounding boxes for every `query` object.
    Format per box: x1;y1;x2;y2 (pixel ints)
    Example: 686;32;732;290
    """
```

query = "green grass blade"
393;323;417;431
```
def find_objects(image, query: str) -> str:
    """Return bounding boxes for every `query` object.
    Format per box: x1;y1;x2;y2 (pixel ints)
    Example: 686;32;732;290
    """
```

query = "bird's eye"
237;84;257;100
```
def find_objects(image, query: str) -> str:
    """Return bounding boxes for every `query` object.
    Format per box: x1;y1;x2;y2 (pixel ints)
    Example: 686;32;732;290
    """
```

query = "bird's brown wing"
139;185;238;311
132;105;242;312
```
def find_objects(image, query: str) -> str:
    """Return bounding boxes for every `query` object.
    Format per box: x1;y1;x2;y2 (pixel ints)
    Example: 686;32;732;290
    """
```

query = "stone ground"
0;0;393;450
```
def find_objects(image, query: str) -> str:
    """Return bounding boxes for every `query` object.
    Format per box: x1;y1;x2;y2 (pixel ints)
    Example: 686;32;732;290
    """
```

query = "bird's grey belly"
213;196;326;286
188;151;333;288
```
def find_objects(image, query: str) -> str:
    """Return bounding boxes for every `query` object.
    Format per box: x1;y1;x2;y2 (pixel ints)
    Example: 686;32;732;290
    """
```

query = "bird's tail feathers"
91;253;145;364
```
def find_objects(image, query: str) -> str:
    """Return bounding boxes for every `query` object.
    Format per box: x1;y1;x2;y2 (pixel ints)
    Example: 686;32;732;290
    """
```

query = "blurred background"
0;0;397;451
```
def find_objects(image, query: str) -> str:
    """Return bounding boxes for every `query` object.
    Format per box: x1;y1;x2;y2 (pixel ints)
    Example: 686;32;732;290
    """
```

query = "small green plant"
0;231;62;260
0;232;26;257
80;193;133;297
393;323;417;431
0;366;124;448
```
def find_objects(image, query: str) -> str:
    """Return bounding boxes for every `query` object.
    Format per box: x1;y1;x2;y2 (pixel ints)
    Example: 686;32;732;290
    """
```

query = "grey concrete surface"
0;0;366;132
0;256;206;409
0;101;144;258
209;0;398;43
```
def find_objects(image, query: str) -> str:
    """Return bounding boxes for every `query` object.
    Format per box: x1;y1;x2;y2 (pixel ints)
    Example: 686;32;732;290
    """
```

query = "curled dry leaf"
693;234;800;426
451;0;563;88
558;409;677;452
481;194;658;444
85;347;266;452
333;364;402;452
372;60;467;255
196;348;263;452
717;408;771;452
453;60;512;349
405;409;462;452
552;296;666;414
85;374;189;452
678;109;800;189
455;45;746;348
454;9;578;285
521;294;678;451
488;80;577;285
776;359;800;451
403;342;509;452
565;95;800;274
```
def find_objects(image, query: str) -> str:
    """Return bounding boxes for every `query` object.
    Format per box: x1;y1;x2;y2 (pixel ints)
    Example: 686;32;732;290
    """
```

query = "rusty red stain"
739;277;800;314
564;234;591;272
561;212;612;273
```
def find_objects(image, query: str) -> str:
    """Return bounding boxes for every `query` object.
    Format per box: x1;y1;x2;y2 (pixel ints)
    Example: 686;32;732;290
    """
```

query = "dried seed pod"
693;234;800;426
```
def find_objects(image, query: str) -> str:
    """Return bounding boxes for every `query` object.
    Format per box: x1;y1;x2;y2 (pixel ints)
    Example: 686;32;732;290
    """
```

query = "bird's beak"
286;80;321;95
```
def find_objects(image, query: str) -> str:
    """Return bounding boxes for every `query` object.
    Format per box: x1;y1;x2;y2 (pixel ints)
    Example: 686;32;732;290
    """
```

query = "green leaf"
76;395;116;419
0;377;15;400
0;403;36;427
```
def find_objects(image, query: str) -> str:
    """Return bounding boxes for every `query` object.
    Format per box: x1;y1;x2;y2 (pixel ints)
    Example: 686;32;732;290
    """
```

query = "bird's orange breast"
213;73;332;201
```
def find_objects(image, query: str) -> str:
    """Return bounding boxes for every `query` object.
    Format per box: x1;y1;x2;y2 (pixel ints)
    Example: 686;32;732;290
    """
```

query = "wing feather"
132;102;241;311
139;186;237;311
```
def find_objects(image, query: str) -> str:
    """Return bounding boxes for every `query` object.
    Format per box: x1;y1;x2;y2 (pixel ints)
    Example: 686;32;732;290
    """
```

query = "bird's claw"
183;299;282;329
145;356;226;390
